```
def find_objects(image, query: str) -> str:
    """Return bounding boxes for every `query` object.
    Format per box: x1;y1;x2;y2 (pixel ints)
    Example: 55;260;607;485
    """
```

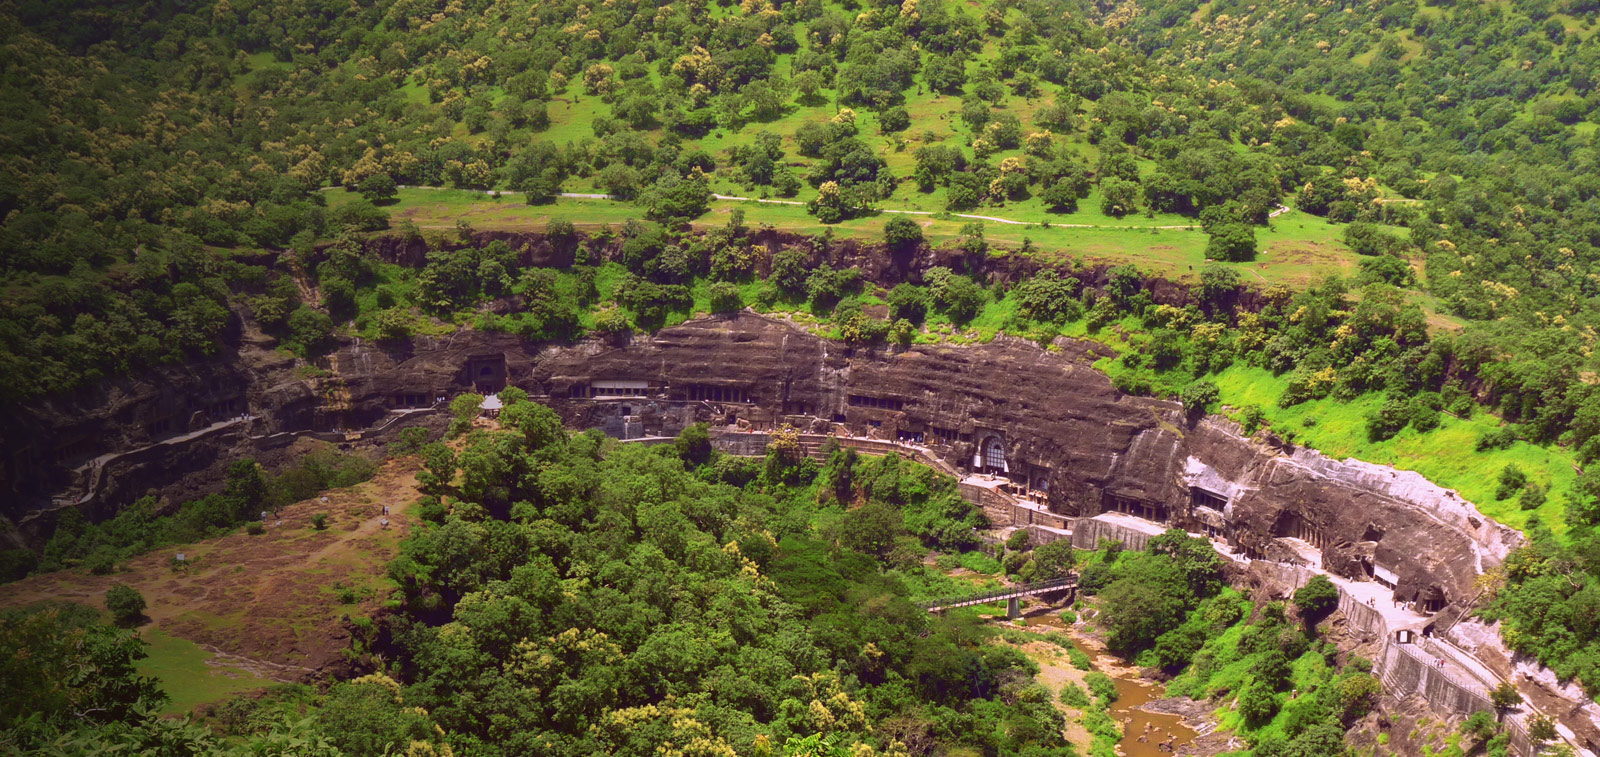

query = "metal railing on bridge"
918;576;1077;612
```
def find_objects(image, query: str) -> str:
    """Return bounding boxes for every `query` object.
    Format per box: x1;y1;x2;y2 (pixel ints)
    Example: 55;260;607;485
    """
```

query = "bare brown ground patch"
0;456;425;681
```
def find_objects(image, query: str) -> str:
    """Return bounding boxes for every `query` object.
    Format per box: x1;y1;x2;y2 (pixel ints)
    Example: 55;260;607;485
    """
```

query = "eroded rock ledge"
4;311;1516;614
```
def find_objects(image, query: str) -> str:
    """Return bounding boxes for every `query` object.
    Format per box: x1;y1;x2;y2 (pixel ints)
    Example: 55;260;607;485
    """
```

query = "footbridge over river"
919;576;1078;618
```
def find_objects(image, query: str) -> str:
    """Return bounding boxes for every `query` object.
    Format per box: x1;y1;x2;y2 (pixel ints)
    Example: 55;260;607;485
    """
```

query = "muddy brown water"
1028;614;1199;757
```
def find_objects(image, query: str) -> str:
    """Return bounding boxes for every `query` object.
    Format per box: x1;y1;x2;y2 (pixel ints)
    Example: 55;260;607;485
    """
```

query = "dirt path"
0;456;425;679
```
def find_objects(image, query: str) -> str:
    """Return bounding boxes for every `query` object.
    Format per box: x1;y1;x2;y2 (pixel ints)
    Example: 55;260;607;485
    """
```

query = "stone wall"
1381;642;1495;717
1069;518;1153;552
1339;589;1390;641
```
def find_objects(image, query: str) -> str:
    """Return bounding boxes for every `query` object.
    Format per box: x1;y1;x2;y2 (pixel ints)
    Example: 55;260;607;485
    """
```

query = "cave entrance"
1191;487;1228;512
1418;587;1447;614
978;436;1008;476
1272;510;1328;550
466;354;507;394
1106;495;1167;523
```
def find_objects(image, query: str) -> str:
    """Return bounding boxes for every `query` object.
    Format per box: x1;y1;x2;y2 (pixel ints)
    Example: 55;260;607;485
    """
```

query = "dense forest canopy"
4;408;1097;755
0;0;1597;439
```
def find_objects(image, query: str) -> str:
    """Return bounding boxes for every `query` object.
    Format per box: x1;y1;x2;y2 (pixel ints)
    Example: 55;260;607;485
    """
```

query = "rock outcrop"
2;307;1517;610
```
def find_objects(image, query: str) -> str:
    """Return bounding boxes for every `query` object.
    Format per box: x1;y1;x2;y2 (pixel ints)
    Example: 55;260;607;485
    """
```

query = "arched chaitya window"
984;437;1006;471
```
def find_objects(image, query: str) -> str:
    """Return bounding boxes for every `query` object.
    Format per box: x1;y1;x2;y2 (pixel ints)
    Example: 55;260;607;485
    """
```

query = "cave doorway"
980;436;1007;476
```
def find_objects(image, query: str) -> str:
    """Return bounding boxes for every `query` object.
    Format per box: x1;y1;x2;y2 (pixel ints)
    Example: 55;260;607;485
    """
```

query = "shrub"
1059;682;1091;708
1365;394;1412;441
1409;397;1442;433
959;551;1001;574
246;521;265;535
1495;464;1528;501
311;512;330;530
1477;425;1519;451
1237;681;1278;727
83;549;117;576
1059;609;1077;625
105;584;146;626
1518;483;1547;511
1084;672;1119;704
708;281;743;313
1067;646;1093;670
1006;530;1032;551
389;426;431;456
1239;405;1266;436
1002;550;1029;575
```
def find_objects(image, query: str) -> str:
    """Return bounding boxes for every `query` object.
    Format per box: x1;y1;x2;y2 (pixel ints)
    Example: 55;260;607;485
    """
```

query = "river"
1022;613;1200;757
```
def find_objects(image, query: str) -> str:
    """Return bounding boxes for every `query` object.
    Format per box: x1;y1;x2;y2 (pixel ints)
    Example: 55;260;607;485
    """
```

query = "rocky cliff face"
527;313;1517;607
0;229;1514;611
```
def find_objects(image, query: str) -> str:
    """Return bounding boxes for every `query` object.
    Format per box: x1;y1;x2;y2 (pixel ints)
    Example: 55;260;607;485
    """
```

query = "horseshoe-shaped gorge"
4;229;1595;756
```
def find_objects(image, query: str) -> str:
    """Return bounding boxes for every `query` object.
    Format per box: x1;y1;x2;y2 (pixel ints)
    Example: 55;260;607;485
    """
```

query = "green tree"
1496;464;1529;501
675;423;713;467
319;676;436;756
883;216;923;249
1039;180;1081;212
419;443;456;494
1205;223;1257;262
887;284;931;324
1490;681;1523;713
287;306;334;356
105;584;146;626
643;171;711;222
358;173;398;204
1030;540;1075;580
449;393;485;437
1461;710;1498;747
0;606;164;742
1014;271;1082;324
1528;714;1558;745
1179;380;1219;416
499;400;566;452
1293;575;1340;624
1100;177;1139;217
926;268;986;322
225;459;268;517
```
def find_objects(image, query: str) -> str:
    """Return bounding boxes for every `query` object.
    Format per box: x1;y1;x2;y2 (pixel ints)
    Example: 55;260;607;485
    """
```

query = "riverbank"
1003;605;1222;756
